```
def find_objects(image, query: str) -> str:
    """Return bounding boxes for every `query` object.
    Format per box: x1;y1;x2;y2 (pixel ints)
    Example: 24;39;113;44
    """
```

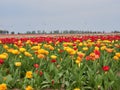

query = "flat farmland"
0;33;120;90
0;33;119;39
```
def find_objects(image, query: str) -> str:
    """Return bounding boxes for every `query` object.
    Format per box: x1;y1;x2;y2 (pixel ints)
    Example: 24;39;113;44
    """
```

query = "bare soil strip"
0;33;119;39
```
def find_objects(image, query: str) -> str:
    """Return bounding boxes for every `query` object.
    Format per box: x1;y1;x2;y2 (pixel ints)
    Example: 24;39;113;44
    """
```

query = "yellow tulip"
12;50;20;55
7;48;14;53
66;48;73;53
25;71;32;79
74;88;80;90
51;55;57;59
77;52;85;58
19;48;26;52
24;52;32;57
115;53;120;58
37;54;45;59
49;45;54;50
44;51;49;55
70;50;76;55
26;86;33;90
113;56;119;60
79;43;83;46
38;49;45;54
0;83;7;90
43;44;49;48
0;40;2;44
95;46;99;50
83;47;88;51
31;46;40;50
100;46;106;50
0;54;8;59
15;62;21;67
3;45;9;49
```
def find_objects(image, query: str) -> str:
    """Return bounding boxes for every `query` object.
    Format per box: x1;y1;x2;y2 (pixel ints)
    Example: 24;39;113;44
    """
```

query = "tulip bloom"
26;86;33;90
25;71;33;79
40;71;43;76
59;49;64;53
51;55;57;59
0;83;7;90
94;50;100;57
34;64;39;68
113;56;119;60
0;59;4;64
102;66;110;71
51;80;54;85
74;88;80;90
51;59;57;63
15;62;21;67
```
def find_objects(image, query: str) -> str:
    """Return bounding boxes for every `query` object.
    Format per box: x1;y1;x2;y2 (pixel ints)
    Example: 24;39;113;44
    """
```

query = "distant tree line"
0;30;16;34
0;29;120;34
111;31;120;33
0;30;9;34
25;30;120;34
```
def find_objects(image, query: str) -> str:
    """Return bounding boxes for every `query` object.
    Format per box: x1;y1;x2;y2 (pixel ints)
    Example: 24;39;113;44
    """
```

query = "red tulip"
102;66;110;71
73;44;76;46
59;49;64;53
51;59;56;63
35;70;39;74
0;59;4;64
85;56;91;61
94;50;100;57
40;71;43;76
73;47;78;50
51;80;54;85
34;64;39;68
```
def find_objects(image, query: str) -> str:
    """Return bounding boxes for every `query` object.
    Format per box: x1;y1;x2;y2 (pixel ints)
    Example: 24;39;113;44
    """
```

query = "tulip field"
0;34;120;90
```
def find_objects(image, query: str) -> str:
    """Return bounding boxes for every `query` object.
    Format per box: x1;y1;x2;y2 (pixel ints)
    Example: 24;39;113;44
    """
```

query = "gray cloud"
0;0;120;33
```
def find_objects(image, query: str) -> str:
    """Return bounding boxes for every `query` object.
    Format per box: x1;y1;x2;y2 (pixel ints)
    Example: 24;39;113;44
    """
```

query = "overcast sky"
0;0;120;33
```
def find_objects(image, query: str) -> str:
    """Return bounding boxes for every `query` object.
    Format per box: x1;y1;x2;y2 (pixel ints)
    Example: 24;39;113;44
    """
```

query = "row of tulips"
0;35;120;44
0;35;120;90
